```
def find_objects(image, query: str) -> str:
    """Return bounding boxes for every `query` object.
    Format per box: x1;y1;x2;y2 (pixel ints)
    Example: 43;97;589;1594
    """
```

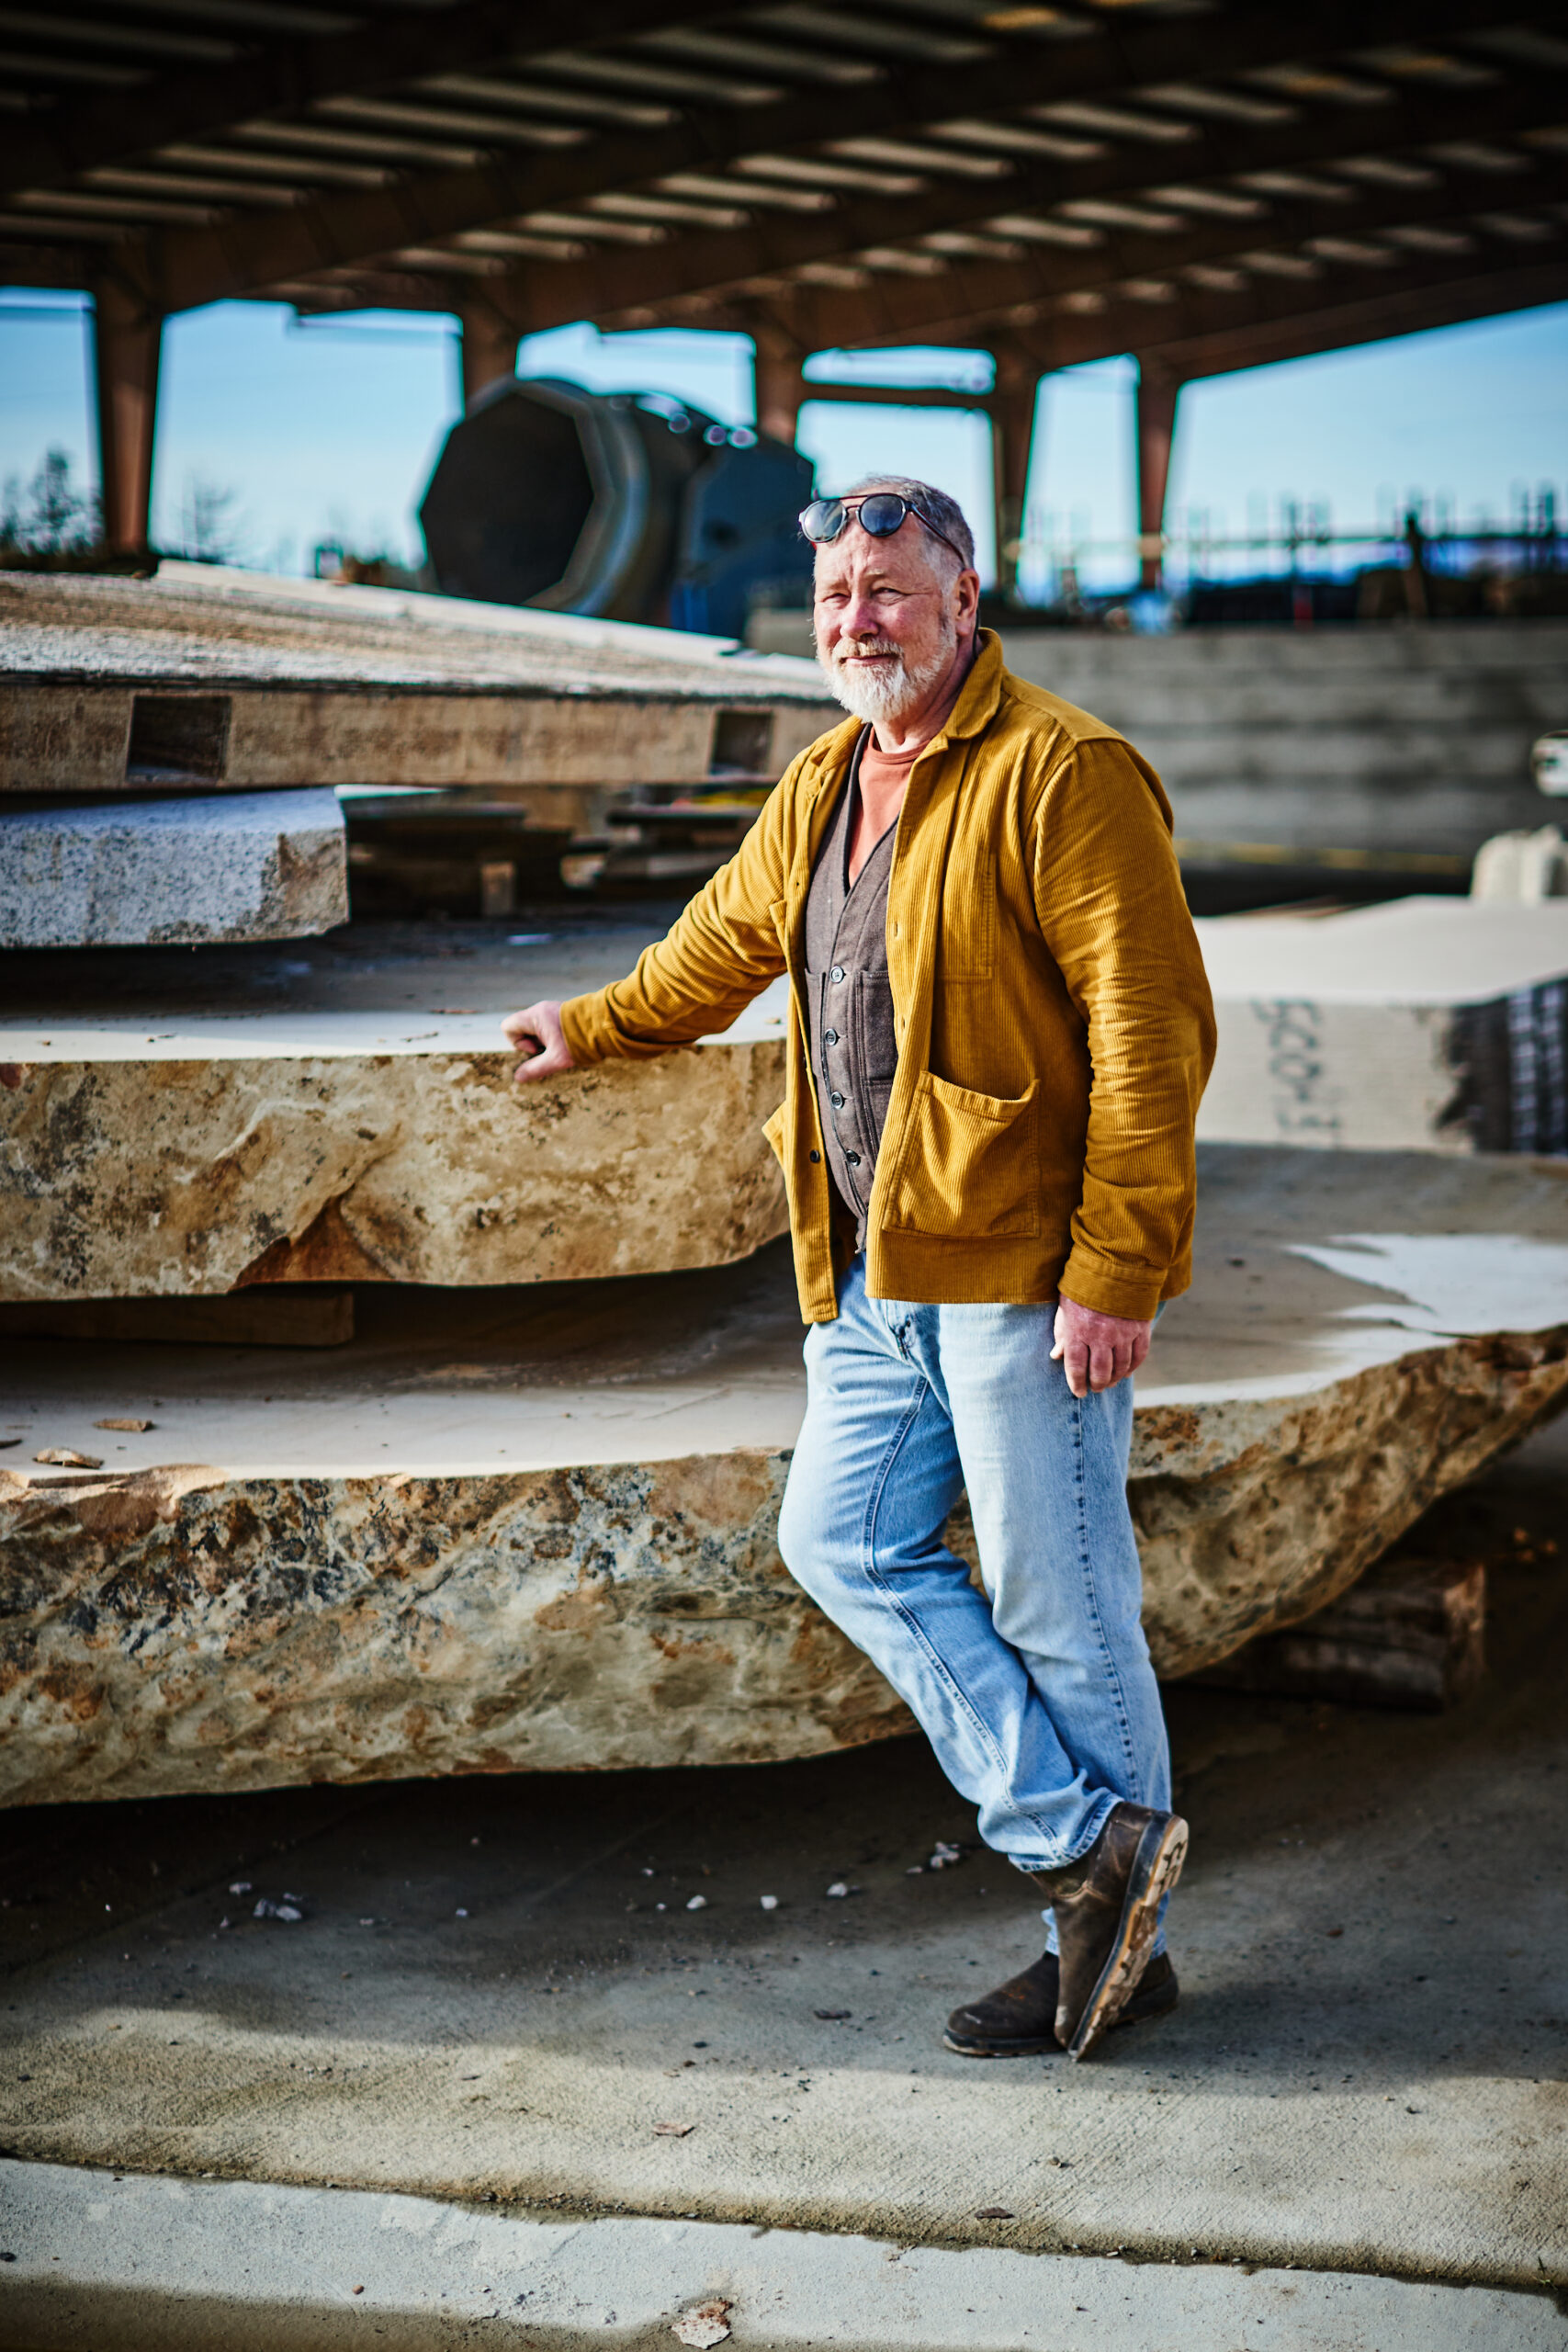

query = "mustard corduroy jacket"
560;629;1215;1324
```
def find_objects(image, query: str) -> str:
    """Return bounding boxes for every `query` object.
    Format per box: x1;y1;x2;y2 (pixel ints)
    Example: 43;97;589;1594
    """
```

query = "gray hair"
838;474;976;579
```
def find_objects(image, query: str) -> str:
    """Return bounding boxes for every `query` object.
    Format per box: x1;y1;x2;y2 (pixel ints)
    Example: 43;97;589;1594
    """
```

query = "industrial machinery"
419;376;815;638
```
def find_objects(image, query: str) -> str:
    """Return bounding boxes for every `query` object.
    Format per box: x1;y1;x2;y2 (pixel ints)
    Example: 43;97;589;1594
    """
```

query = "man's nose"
843;591;885;638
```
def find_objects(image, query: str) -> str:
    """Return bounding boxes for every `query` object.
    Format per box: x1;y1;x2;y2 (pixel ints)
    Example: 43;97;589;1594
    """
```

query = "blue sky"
2;289;1564;594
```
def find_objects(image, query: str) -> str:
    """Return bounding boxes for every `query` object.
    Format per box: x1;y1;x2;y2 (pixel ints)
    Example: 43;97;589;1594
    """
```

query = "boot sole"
1066;1813;1189;2064
942;1979;1179;2061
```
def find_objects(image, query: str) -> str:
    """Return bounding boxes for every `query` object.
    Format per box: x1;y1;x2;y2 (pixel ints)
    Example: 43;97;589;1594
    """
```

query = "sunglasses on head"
799;492;965;564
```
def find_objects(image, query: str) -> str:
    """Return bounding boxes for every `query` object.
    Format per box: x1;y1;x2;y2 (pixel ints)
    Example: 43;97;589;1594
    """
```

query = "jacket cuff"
1059;1248;1165;1323
559;992;612;1065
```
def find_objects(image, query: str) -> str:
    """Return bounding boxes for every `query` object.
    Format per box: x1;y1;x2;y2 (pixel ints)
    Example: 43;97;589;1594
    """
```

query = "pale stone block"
0;787;346;947
1196;897;1568;1154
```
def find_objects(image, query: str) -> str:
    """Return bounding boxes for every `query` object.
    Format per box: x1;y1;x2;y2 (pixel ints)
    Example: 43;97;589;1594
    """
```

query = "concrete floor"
3;1421;1567;2339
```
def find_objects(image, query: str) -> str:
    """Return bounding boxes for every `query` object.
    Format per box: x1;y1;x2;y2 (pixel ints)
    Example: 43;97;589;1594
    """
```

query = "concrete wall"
748;616;1568;865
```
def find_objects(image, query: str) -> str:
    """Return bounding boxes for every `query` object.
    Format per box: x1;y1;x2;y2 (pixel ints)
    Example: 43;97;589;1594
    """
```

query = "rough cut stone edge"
2;1328;1562;1807
0;787;346;947
0;1042;790;1302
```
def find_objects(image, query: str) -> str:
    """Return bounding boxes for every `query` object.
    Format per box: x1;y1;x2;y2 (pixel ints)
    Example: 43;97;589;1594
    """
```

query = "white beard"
818;620;957;726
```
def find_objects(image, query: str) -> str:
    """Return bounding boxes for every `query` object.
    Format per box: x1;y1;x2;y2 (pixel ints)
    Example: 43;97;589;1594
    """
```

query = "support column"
458;304;518;409
988;353;1039;601
1134;358;1180;592
751;334;806;447
92;277;162;558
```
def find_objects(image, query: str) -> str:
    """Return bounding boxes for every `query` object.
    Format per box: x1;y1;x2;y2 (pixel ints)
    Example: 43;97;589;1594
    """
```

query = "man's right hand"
502;1000;576;1084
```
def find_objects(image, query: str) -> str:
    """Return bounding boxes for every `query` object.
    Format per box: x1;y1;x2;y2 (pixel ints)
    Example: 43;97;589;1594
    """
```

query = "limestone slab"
1195;897;1568;1154
0;922;791;1301
9;901;1568;1306
0;786;346;947
2;1148;1566;1805
0;566;839;794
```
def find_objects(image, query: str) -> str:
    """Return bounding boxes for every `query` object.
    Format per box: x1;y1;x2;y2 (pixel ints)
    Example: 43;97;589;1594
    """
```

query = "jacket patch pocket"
940;851;996;982
883;1070;1040;1239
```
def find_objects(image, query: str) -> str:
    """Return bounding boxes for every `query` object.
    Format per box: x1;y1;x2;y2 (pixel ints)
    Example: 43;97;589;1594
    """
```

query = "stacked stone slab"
1196;896;1568;1155
5;1145;1567;1804
0;562;839;946
7;904;1568;1304
0;786;346;948
6;571;1568;1795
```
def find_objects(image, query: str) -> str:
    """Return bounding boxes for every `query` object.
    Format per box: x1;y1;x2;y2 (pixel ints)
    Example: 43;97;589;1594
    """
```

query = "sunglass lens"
856;493;908;538
800;499;846;543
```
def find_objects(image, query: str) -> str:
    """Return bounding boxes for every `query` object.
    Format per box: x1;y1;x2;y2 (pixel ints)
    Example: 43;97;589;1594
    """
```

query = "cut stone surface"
0;565;838;797
7;901;1568;1303
0;920;790;1301
1196;896;1568;1154
2;1148;1566;1805
0;786;346;948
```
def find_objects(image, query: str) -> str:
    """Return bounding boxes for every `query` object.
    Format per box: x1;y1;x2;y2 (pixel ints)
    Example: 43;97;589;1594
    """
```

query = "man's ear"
954;566;982;632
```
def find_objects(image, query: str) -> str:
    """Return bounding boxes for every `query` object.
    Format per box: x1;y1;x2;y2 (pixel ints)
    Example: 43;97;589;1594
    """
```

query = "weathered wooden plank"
1187;1555;1487;1711
0;569;840;794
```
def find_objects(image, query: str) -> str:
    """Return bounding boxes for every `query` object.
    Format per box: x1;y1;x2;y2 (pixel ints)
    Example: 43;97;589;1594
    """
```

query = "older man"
504;478;1214;2062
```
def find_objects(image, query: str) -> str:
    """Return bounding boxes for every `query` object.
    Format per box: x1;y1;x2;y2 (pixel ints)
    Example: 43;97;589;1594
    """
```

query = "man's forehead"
812;523;942;589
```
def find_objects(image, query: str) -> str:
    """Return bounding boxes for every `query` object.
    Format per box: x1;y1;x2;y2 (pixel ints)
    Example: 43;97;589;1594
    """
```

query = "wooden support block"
1189;1556;1486;1712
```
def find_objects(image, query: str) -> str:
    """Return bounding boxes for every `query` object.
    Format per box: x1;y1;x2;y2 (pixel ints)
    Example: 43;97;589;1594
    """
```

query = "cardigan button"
808;1149;821;1163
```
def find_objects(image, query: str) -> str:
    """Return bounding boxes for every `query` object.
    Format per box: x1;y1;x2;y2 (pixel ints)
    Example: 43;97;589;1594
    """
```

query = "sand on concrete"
0;1419;1564;2294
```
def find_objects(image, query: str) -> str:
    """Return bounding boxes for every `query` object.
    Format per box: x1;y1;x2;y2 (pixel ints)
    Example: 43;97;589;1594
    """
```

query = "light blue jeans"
777;1257;1171;1952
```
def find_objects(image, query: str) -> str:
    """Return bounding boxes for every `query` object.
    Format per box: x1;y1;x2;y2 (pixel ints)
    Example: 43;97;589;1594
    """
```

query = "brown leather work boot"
944;1949;1179;2057
1032;1803;1189;2062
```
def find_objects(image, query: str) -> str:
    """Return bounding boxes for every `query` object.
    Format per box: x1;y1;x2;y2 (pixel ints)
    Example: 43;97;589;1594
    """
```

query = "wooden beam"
1134;362;1179;590
989;355;1039;600
1117;260;1568;386
751;330;807;446
726;153;1568;361
92;277;162;557
0;0;728;204
994;253;1568;388
457;302;517;407
476;66;1568;341
122;0;1537;315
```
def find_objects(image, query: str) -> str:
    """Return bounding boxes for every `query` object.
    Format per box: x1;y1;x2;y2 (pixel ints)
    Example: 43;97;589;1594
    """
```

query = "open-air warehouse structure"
5;0;1568;581
7;0;1568;1798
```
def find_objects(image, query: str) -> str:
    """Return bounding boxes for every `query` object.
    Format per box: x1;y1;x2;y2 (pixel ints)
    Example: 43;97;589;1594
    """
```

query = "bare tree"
177;474;249;565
